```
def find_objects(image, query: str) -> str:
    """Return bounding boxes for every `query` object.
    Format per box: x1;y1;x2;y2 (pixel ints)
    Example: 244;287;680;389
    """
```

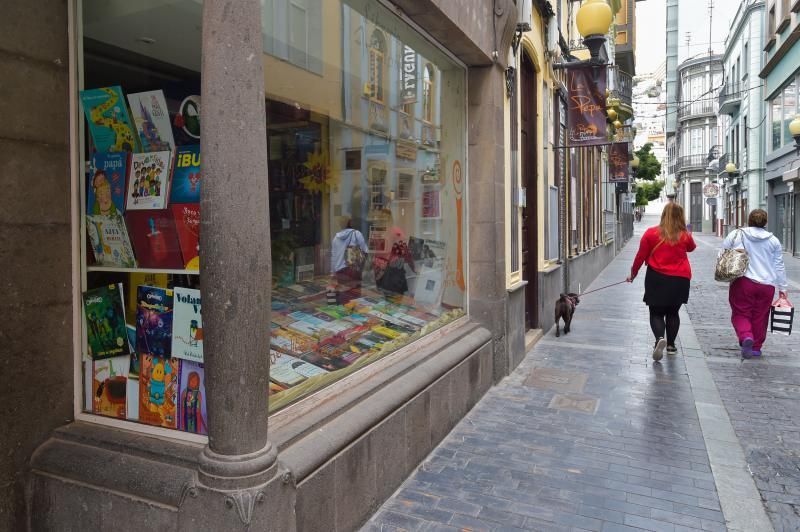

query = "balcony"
677;100;716;121
608;65;634;119
718;83;742;116
716;153;742;182
675;154;709;174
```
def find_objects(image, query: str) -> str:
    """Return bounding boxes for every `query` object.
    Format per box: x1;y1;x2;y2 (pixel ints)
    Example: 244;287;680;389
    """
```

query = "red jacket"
631;226;696;279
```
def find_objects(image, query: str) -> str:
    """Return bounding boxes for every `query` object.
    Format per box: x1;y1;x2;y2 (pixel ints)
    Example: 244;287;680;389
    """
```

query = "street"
364;217;800;532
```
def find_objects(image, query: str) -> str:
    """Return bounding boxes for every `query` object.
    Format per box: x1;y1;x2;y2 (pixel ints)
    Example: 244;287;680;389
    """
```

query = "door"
690;182;702;229
520;53;539;330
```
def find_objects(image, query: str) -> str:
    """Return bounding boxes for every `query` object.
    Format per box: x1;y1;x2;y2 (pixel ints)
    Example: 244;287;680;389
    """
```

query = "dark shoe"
741;338;754;359
653;338;666;361
666;345;678;355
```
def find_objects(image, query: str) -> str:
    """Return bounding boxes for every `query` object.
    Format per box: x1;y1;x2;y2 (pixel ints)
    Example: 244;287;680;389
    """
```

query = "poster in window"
567;66;607;146
421;186;441;219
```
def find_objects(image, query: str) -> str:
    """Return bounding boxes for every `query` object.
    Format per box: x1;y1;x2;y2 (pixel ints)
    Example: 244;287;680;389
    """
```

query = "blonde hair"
659;202;687;242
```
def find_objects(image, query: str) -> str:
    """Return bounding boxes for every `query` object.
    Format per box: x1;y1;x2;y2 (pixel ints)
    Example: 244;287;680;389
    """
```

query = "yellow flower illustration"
299;150;334;193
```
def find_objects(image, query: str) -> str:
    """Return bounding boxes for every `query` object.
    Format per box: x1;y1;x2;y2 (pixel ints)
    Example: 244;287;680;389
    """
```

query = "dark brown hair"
748;209;768;228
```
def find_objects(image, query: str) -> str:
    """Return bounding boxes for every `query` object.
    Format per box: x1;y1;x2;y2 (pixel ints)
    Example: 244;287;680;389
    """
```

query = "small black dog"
554;293;579;337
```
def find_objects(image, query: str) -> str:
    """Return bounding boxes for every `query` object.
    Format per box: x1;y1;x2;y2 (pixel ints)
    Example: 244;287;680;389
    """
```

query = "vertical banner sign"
567;66;607;146
401;46;417;104
609;143;630;182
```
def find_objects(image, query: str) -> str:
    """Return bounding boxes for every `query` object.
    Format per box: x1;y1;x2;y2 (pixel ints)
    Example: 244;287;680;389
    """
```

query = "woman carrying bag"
627;203;696;361
721;209;788;358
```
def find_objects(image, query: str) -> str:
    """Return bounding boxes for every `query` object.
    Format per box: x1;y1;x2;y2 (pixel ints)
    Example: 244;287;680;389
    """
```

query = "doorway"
520;53;539;330
690;182;702;230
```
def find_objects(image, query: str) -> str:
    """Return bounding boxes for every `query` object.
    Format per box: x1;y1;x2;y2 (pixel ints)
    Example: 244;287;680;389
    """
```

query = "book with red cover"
170;204;200;270
126;210;184;269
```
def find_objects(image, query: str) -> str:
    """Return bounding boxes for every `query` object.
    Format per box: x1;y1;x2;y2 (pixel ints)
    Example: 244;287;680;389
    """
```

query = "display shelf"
87;266;200;275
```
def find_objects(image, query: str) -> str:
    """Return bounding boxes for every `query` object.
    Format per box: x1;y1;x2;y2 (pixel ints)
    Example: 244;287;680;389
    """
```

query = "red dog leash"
579;280;628;297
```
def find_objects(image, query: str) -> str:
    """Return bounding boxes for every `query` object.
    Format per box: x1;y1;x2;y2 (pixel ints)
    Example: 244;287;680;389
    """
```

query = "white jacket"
722;227;788;291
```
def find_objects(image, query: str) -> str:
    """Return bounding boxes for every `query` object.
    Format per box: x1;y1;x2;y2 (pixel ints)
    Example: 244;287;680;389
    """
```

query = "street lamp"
790;115;800;154
631;155;640;178
725;162;739;178
576;0;614;64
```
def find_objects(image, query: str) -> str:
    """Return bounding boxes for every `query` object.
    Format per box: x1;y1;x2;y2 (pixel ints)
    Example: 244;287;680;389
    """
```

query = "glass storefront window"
782;79;797;148
76;0;467;436
771;94;782;151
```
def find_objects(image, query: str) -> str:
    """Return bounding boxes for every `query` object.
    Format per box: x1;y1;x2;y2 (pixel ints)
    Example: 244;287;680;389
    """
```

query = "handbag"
344;232;366;272
714;230;749;282
771;295;794;335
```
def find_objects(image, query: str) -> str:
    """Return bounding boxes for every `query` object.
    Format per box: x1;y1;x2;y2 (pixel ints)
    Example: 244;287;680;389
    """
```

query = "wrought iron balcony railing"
718;83;742;115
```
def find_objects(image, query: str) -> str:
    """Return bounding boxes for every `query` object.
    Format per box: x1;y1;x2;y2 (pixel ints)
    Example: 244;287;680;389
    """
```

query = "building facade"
760;0;800;253
674;55;724;233
665;0;680;197
717;0;767;235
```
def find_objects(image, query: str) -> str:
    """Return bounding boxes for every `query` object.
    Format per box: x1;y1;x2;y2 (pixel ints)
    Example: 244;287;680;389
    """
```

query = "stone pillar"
197;0;276;490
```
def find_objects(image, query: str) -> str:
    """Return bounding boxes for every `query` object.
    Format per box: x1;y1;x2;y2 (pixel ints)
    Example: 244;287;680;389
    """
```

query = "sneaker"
666;345;678;355
741;338;754;359
652;338;667;361
752;350;762;357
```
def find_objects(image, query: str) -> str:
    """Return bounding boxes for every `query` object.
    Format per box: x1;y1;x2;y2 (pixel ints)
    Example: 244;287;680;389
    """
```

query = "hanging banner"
609;142;629;182
567;66;607;146
401;46;417;104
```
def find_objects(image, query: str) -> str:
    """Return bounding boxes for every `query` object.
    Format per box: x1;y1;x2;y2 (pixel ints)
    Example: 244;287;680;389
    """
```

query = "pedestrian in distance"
626;202;696;361
722;209;788;359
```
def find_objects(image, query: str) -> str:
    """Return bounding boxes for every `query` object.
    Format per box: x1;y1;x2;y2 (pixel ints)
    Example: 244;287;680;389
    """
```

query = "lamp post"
725;162;740;178
790;115;800;154
576;0;614;65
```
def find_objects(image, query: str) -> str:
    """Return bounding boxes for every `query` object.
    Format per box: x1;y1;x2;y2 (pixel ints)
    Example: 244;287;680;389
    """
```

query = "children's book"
126;151;172;210
138;354;178;428
126;272;168;324
87;152;129;216
86;214;137;268
178;360;207;434
126;210;184;269
170;145;201;203
92;355;129;419
127;90;175;153
172;287;203;363
170;204;200;270
136;285;174;358
80;86;138;153
126;324;140;379
83;283;130;360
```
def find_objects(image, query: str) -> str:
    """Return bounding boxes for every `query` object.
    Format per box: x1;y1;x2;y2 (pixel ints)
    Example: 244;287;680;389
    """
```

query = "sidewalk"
362;219;772;532
687;230;800;532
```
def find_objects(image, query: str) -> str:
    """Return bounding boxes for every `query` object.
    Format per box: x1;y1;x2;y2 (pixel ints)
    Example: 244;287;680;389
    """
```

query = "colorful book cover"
92;355;129;419
170;145;202;203
83;283;130;360
126;272;168;324
127;90;175;153
170;204;200;270
87;152;129;216
136;285;174;358
126;324;140;379
178;360;207;434
172;287;203;363
86;214;137;268
126;210;184;269
80;86;138;153
138;354;178;428
126;151;172;210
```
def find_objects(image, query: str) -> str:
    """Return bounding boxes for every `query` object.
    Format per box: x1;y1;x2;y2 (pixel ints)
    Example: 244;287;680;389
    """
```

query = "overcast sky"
635;0;742;75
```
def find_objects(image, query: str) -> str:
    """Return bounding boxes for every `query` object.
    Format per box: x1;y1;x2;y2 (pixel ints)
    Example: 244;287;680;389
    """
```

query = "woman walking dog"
722;209;788;358
627;203;696;361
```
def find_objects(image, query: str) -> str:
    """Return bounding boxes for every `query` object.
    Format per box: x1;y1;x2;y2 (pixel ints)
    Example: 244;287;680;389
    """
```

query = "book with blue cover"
87;152;129;216
136;285;174;358
169;145;201;203
80;86;138;153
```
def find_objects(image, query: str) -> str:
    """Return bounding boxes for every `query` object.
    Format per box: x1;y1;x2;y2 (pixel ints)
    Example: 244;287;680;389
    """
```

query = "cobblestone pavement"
363;221;731;532
687;229;800;532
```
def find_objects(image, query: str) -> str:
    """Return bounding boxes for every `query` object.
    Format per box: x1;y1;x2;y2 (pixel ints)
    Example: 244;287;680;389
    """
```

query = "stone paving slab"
363;223;734;532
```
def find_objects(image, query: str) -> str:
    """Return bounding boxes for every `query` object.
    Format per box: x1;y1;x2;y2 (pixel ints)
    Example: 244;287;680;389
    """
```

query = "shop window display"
78;0;466;436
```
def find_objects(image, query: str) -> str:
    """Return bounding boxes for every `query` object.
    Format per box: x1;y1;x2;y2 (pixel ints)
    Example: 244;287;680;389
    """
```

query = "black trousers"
649;305;681;346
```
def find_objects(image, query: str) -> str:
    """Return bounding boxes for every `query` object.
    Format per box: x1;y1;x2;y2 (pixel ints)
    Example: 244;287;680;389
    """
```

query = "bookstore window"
76;0;467;437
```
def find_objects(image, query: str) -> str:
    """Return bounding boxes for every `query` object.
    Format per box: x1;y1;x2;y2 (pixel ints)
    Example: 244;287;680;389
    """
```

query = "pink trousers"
729;277;775;350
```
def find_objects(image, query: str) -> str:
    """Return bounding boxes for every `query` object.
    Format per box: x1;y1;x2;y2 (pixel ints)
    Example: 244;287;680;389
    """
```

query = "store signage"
567;65;607;146
396;139;417;161
401;45;417;104
608;143;629;182
703;183;720;198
